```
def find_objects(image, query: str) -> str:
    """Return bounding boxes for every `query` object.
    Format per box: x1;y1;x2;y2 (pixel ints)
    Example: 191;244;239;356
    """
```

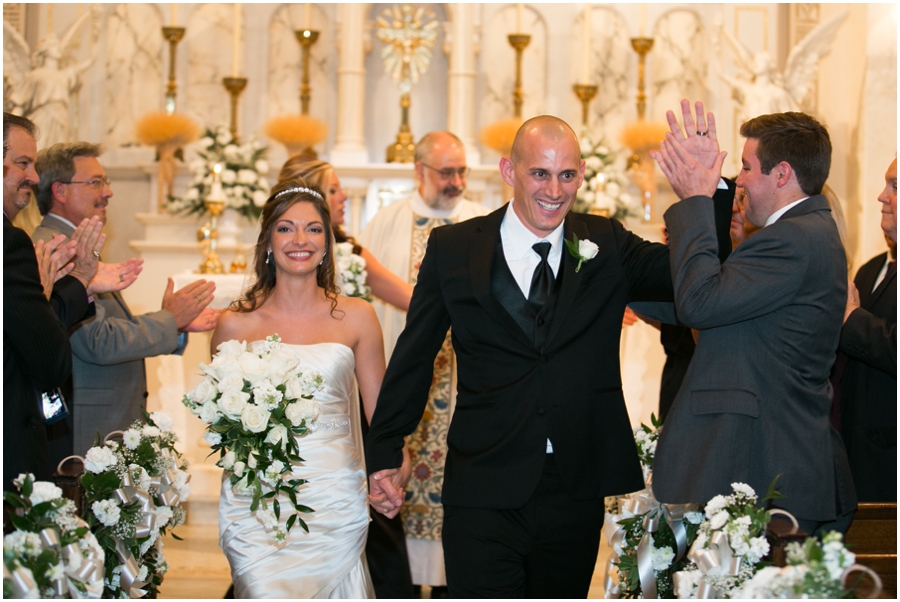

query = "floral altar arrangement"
3;474;105;598
165;125;271;221
80;411;189;598
573;129;642;221
335;242;372;301
182;334;323;544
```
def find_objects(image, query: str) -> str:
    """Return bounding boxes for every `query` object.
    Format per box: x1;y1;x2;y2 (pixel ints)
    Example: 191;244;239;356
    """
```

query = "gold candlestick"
294;29;320;115
162;27;186;115
386;94;415;163
222;77;248;143
572;84;599;128
507;34;531;118
630;37;654;120
199;198;226;274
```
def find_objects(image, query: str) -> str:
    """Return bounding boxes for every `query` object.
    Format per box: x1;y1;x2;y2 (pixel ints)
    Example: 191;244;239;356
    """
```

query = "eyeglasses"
62;176;111;190
419;163;470;180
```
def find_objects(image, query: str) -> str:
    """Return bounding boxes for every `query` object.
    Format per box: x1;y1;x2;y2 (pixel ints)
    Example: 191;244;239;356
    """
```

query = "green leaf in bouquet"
246;470;256;485
250;489;260;512
3;491;25;508
296;515;310;533
295;504;314;514
171;532;184;541
280;418;292;430
762;474;785;502
286;488;297;507
273;499;281;520
286;514;297;532
651;412;662;428
7;512;31;532
263;491;277;499
21;476;33;498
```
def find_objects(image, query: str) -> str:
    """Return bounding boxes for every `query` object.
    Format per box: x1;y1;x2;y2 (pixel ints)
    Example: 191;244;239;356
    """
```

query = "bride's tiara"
274;186;324;201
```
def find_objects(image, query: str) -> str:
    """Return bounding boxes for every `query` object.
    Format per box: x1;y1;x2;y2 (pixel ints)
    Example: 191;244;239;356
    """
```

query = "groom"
366;116;703;597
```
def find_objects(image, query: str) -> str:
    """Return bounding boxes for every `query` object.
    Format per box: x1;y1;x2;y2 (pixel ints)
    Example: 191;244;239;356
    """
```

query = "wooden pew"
845;502;897;598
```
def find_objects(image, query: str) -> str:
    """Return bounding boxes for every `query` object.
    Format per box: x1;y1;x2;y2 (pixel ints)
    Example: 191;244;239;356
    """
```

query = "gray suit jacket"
650;195;855;522
33;214;182;453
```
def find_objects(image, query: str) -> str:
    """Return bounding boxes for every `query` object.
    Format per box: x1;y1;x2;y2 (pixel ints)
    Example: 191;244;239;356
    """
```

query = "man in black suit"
2;112;124;491
365;116;692;597
836;157;897;501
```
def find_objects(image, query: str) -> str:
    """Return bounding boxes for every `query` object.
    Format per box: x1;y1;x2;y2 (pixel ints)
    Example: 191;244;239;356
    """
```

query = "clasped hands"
367;446;412;518
650;99;728;200
34;216;144;300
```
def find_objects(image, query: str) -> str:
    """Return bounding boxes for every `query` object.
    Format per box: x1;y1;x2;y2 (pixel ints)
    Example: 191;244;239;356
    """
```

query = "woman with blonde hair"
279;156;413;310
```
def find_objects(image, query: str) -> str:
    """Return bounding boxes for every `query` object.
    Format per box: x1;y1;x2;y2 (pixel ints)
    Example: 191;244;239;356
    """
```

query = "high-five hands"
367;446;412;518
650;99;727;200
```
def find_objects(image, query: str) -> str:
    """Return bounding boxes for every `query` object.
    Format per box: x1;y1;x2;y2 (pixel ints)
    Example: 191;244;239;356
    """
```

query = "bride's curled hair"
234;178;341;314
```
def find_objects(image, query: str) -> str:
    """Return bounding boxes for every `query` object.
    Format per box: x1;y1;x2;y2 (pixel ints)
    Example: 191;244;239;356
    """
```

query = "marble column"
446;4;481;165
331;3;370;165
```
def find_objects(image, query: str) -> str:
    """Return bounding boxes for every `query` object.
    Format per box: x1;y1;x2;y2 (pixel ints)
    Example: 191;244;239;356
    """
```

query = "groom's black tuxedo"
366;204;681;594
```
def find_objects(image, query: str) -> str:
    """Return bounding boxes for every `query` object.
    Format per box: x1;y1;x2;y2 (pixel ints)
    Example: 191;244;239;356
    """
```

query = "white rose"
577;238;599;260
217;373;246;393
238;352;270;386
84;446;118;474
29;481;62;505
122;429;142;450
218;389;250;418
149;411;174;432
205;353;239;382
255;159;269;174
232;461;246;477
264;424;289;450
189;377;218;405
241;404;271;433
267;346;298;383
217;339;247;357
219;450;236;470
252;190;267;207
199;401;222;424
284;399;318;426
709;510;729;530
204;431;222;446
142;425;161;438
247;454;258;469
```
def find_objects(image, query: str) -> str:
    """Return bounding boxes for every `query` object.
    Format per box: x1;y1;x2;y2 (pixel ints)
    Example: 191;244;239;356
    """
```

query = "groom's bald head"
510;116;579;164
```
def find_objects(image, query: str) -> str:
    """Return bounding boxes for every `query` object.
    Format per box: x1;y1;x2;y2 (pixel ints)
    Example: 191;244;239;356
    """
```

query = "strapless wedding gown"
218;343;374;598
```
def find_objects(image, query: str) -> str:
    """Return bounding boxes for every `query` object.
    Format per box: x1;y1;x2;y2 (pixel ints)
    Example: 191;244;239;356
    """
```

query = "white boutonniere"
564;234;599;273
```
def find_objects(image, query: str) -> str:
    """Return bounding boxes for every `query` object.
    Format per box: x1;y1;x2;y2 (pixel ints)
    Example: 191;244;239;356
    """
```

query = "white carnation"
204;431;222;446
28;481;62;505
746;536;770;564
731;482;756;499
650;541;675;571
142;425;160;438
92;499;121;527
705;494;728;518
685;511;705;525
84;446;118;474
149;411;174;432
156;505;174;527
709;510;730;530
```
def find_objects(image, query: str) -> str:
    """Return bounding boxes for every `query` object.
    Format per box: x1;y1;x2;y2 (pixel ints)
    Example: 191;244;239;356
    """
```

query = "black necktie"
528;241;554;306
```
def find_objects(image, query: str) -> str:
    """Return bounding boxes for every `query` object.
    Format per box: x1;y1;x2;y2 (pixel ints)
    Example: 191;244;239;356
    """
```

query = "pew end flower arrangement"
80;411;189;598
335;242;372;301
183;334;323;544
3;474;105;598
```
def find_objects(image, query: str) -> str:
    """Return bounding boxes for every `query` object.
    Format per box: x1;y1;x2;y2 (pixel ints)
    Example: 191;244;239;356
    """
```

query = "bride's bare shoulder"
211;308;257;348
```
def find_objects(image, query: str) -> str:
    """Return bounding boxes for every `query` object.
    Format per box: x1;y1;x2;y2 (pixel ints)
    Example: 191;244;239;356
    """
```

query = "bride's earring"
267;251;273;265
319;251;326;266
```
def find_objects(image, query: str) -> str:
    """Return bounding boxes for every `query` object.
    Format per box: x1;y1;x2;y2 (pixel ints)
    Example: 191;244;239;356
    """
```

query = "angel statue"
4;8;99;148
719;11;847;123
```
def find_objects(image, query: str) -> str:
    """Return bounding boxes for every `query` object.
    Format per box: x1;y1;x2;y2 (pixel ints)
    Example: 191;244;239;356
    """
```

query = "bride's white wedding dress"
218;342;374;598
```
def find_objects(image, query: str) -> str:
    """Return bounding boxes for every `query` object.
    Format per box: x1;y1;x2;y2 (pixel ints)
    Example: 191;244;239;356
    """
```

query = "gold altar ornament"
162;26;186;115
198;164;227;274
376;4;439;163
222;77;248;143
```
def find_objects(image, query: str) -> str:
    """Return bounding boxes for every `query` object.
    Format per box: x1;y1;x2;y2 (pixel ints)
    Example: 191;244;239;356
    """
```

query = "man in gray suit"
649;102;856;536
32;141;221;454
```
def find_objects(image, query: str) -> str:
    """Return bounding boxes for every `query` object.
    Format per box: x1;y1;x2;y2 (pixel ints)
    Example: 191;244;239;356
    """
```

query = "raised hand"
162;278;216;331
183;307;224;332
651;133;726;200
87;258;144;295
665;99;721;170
35;234;76;299
68;217;105;289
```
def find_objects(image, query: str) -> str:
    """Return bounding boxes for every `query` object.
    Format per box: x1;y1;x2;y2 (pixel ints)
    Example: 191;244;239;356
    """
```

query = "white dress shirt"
765;197;809;227
499;200;565;453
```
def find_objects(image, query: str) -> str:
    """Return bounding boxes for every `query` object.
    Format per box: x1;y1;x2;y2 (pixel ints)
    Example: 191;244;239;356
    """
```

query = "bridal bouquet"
574;129;641;221
80;412;189;598
183;334;323;543
165;125;270;220
335;242;372;301
3;474;105;598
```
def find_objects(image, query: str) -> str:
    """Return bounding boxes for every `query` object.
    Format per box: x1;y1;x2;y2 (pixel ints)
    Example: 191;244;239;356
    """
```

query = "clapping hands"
650;99;727;200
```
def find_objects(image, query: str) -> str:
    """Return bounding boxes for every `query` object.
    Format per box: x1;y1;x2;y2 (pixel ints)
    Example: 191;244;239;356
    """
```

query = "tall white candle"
581;5;591;82
170;3;177;26
639;4;646;37
516;3;523;32
231;4;241;78
304;4;312;29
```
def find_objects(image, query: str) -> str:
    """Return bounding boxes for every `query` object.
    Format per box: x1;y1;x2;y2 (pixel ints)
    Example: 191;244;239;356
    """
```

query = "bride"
211;179;409;598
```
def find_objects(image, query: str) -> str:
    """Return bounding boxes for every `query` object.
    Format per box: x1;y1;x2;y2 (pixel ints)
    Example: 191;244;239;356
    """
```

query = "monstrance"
375;4;438;163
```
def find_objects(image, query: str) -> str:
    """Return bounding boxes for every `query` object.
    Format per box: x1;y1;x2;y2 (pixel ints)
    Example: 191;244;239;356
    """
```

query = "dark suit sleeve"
840;303;897;377
365;228;452;474
712;179;736;264
4;224;75;391
48;275;92;327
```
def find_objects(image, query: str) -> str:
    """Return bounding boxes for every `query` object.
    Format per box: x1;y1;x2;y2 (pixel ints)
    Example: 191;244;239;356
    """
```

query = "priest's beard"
424;185;464;211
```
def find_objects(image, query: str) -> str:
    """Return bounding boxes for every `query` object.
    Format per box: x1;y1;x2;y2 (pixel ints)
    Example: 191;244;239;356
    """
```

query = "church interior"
3;2;896;598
